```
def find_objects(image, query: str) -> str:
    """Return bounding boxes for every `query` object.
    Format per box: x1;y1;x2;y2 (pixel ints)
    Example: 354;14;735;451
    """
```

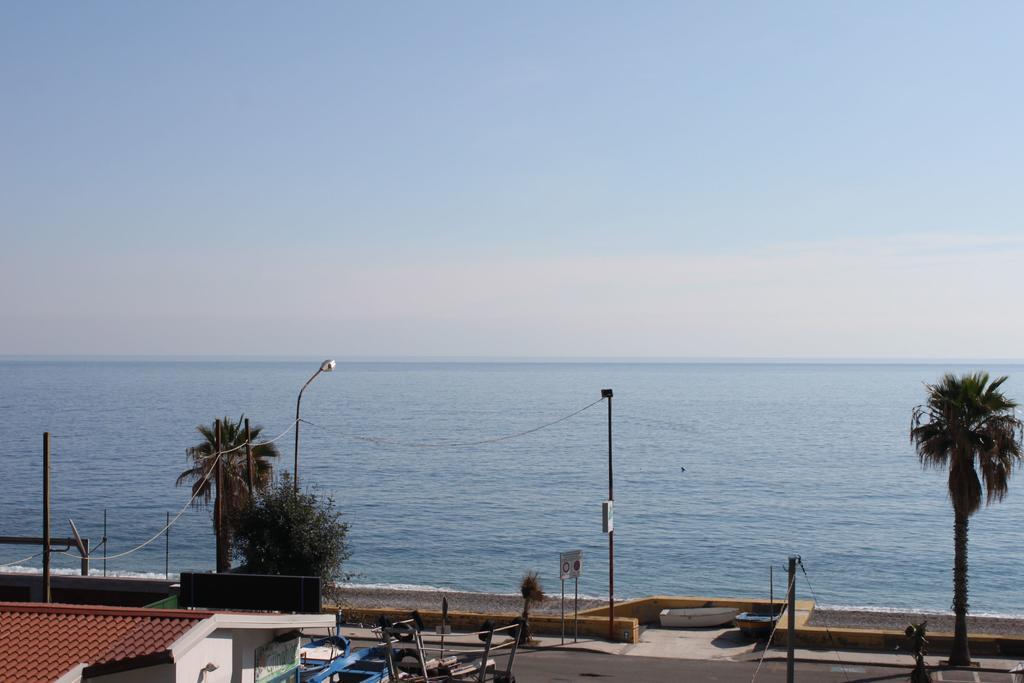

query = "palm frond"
910;373;1023;514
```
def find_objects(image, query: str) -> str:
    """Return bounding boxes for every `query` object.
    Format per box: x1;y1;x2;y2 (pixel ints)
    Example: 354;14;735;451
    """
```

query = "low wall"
774;614;1024;657
334;605;641;644
577;594;1024;655
578;595;801;625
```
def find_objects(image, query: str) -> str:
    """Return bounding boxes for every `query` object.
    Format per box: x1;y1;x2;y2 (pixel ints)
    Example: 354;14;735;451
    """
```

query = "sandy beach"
333;586;1024;638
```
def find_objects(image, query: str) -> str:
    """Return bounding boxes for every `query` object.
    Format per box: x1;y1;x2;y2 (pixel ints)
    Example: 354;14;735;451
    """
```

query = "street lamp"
293;359;336;491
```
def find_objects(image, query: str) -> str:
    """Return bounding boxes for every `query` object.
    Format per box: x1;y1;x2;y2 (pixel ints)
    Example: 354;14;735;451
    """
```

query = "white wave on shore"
0;565;176;580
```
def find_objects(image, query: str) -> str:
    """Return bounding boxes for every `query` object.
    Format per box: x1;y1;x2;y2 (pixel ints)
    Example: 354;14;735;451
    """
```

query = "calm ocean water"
1;360;1022;615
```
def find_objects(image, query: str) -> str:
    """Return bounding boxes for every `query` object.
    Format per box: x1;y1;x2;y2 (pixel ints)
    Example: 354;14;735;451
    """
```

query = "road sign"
560;550;582;579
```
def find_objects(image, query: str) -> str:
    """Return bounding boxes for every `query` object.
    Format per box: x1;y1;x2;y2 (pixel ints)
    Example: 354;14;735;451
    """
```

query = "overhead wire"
798;558;851;681
300;396;605;448
55;419;299;563
41;395;603;566
750;569;797;683
0;550;45;569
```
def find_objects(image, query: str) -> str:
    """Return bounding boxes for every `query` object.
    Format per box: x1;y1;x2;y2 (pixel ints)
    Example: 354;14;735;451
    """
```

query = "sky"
2;2;1022;358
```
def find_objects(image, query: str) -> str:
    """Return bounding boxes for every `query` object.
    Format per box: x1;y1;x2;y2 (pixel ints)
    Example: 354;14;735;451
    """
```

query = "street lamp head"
320;359;337;372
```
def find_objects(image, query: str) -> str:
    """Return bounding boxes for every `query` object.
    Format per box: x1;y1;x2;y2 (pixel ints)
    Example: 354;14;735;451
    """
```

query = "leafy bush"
232;477;351;591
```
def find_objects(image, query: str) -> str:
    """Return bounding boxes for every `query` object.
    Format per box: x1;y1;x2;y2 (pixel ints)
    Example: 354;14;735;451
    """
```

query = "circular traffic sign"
562;561;570;574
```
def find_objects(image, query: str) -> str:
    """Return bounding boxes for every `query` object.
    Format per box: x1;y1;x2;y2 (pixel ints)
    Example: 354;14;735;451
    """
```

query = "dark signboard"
179;572;320;613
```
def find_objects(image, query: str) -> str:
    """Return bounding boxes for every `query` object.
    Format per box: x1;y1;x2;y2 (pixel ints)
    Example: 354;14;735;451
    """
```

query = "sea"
1;359;1022;615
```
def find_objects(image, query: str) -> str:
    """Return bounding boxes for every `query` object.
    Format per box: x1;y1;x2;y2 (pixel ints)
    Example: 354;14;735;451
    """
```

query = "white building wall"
174;631;233;683
86;623;316;683
231;628;267;683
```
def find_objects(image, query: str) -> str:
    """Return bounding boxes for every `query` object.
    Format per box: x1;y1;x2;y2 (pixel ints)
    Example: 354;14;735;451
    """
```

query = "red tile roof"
0;602;213;682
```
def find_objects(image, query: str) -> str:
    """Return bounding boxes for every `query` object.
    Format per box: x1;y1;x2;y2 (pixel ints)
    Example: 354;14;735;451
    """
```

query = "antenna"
68;518;87;557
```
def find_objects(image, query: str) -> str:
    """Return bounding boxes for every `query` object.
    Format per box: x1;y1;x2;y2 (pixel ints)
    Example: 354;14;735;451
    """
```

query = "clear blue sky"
2;2;1022;357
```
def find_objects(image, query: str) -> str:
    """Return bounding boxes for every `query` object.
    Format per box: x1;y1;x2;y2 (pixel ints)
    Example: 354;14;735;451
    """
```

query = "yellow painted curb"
329;605;641;644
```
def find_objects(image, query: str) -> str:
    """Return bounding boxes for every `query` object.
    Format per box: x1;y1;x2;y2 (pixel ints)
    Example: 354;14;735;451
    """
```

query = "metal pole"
81;539;89;576
441;596;448;659
601;388;614;641
43;432;50;603
294;368;322;492
214;419;223;573
787;556;796;683
102;509;107;577
165;511;170;579
574;577;579;643
561;579;565;645
294;389;302;492
245;417;254;498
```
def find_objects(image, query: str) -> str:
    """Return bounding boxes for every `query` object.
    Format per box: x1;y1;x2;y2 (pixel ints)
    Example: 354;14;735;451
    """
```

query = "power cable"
56;419;298;563
0;550;45;569
300;397;605;449
798;558;851;681
750;570;796;682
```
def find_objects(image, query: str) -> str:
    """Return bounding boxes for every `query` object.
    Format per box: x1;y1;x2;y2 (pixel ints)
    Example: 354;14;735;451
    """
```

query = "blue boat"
299;634;392;683
299;616;521;683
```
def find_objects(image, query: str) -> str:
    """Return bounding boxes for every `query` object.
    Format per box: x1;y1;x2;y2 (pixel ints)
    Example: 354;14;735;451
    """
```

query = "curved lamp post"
294;359;336;491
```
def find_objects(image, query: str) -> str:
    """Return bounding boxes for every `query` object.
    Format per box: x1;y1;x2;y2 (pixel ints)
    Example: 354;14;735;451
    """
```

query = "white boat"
659;607;739;628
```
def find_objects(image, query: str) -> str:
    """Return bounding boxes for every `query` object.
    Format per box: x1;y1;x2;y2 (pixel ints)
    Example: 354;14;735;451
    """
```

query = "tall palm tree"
910;373;1022;666
178;415;281;572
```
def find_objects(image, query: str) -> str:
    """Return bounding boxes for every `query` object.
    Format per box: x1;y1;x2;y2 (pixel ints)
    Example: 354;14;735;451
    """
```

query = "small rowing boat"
735;611;781;639
659;607;739;628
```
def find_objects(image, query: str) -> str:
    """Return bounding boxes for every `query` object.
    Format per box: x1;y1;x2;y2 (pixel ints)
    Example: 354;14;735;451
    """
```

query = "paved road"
511;650;908;682
345;636;1019;682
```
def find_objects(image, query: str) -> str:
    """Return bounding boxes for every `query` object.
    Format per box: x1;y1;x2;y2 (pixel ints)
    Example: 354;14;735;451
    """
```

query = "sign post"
560;550;583;644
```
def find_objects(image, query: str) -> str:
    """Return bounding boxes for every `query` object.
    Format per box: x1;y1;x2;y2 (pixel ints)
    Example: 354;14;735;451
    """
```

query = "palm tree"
178;415;281;572
910;373;1022;665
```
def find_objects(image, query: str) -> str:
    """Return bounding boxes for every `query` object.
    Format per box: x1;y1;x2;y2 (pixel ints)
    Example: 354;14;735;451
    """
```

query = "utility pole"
601;388;615;641
42;432;50;603
102;509;107;577
245;418;254;498
787;555;797;683
165;511;170;579
214;419;224;573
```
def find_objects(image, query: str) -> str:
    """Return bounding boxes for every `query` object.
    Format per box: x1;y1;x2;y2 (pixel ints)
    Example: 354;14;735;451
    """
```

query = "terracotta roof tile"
0;602;212;682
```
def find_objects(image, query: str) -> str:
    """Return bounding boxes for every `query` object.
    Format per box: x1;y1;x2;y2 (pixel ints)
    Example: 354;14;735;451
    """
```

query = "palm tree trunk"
950;509;971;666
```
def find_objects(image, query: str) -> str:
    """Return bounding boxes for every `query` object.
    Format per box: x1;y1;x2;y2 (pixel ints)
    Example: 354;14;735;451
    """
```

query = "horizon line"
2;354;1024;365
